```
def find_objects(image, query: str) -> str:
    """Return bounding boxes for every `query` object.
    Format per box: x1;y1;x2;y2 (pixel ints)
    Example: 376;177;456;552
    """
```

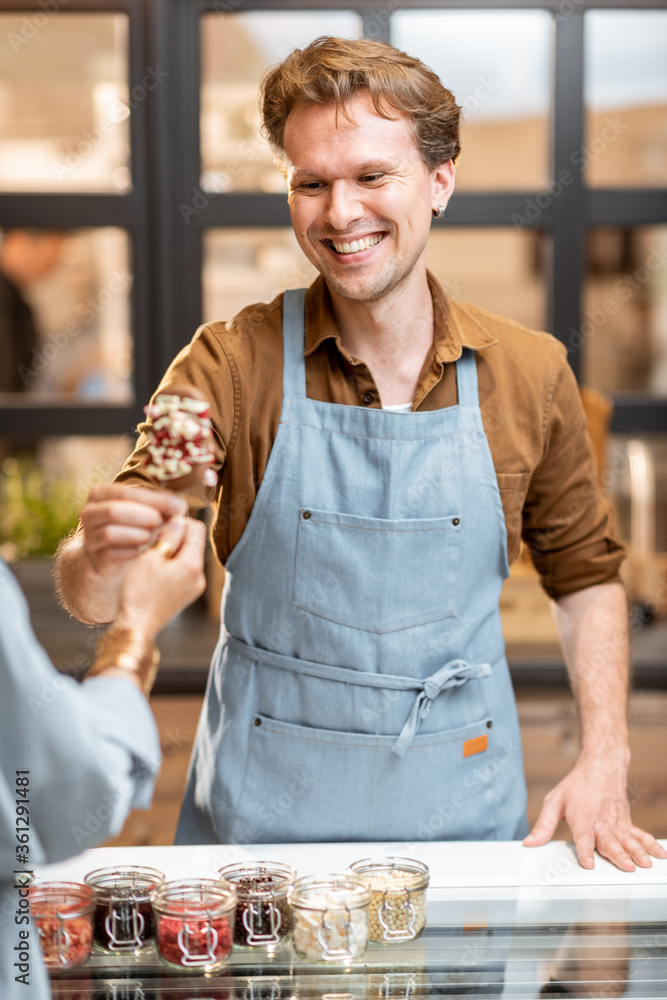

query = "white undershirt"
381;401;414;414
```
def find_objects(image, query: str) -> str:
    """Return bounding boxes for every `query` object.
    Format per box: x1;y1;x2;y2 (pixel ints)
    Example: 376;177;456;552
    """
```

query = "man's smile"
325;233;385;255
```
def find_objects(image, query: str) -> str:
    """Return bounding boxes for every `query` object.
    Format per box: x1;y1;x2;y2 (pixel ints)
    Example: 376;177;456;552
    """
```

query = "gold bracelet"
87;627;160;698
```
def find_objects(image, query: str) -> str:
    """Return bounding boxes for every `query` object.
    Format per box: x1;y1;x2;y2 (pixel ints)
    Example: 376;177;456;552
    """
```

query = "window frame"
1;0;666;438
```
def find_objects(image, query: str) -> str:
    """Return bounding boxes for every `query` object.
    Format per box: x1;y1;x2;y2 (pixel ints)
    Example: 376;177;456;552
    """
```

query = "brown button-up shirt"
117;273;624;599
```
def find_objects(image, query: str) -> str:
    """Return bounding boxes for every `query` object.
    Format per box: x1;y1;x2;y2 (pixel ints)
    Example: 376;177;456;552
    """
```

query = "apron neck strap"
283;288;481;409
282;287;308;400
455;348;479;407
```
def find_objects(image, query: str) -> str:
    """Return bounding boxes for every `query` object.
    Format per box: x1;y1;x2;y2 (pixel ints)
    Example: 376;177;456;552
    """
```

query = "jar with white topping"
347;857;429;943
290;874;371;963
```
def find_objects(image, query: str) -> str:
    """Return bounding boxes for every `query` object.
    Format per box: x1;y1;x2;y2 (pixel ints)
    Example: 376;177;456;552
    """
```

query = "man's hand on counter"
526;581;667;872
523;747;667;871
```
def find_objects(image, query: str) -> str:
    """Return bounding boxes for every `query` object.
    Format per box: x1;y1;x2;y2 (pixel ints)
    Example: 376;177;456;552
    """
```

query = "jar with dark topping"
30;882;94;969
84;865;164;953
218;861;295;948
347;857;429;943
152;879;236;972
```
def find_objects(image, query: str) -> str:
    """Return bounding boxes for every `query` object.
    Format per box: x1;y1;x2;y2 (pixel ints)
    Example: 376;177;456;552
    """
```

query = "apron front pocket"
229;713;498;844
293;507;461;632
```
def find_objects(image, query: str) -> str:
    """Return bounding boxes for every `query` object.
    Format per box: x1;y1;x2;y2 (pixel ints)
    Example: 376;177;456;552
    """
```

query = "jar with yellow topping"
347;857;429;943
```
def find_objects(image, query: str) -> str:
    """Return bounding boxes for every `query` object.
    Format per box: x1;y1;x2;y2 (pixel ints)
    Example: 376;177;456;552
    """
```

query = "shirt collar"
303;271;497;363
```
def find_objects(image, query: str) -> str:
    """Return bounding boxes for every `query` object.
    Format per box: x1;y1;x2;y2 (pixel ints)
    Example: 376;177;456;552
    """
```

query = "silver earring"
432;205;445;219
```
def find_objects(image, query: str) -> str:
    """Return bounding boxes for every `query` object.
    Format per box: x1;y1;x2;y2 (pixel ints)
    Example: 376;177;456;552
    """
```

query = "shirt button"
487;720;493;729
302;510;311;520
362;392;374;405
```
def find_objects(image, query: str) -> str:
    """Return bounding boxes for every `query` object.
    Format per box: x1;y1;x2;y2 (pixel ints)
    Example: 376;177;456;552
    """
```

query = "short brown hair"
260;36;461;172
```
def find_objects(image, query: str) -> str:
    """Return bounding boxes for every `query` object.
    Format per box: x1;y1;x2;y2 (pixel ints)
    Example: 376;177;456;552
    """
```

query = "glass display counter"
38;841;667;998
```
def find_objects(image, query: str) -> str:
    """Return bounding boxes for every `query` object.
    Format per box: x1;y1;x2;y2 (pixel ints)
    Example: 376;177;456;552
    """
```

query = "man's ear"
431;159;456;214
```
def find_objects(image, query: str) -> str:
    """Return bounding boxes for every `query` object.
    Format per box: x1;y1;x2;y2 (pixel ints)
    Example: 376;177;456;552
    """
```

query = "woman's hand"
114;516;207;640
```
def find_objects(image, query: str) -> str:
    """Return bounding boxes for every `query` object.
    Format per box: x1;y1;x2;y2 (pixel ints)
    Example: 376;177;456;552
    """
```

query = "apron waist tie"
226;634;495;758
392;659;492;758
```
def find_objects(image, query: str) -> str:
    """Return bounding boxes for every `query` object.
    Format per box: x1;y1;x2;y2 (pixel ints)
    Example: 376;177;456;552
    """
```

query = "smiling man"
56;37;665;872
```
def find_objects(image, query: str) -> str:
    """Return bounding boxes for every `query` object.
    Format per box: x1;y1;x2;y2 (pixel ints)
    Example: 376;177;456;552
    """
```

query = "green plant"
0;455;82;560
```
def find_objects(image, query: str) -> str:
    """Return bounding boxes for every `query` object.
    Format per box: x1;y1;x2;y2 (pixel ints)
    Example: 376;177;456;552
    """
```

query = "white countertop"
37;839;667;900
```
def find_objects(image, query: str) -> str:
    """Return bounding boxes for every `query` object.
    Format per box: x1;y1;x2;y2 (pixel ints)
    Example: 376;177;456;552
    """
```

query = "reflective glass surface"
585;11;667;188
0;228;133;402
47;887;667;997
392;10;553;191
0;13;130;192
582;227;667;394
200;11;362;194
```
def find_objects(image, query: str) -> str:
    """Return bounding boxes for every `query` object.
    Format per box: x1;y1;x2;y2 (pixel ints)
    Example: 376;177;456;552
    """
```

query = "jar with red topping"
84;865;164;953
30;882;94;969
152;879;236;972
218;861;295;948
347;857;429;943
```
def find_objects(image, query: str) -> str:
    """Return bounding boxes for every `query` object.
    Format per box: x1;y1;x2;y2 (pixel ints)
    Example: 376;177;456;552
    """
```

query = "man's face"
284;92;453;303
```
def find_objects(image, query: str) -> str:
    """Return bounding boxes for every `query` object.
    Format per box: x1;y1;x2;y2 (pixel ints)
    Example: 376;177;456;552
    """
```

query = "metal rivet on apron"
363;392;374;405
302;510;311;520
452;517;460;526
486;719;493;729
254;717;262;726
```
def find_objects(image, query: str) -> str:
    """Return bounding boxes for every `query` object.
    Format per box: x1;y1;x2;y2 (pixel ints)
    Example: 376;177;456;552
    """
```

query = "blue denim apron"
176;288;528;845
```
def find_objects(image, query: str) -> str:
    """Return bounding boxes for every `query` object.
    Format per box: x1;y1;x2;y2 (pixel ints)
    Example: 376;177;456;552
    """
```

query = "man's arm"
524;580;667;869
55;484;186;624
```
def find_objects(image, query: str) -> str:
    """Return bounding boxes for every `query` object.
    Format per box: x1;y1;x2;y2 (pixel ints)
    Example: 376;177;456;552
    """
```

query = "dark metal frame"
1;0;666;438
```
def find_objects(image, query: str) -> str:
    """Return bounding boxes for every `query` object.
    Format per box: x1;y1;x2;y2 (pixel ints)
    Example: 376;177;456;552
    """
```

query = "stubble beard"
309;230;429;304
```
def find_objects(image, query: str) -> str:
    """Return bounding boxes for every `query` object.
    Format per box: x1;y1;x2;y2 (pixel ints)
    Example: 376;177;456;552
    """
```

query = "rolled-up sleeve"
521;353;626;599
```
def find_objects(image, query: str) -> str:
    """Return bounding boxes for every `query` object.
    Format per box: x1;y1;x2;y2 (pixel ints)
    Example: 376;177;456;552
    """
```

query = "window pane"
392;10;552;191
204;228;548;338
0;228;133;401
582;227;667;394
203;228;318;322
200;11;362;194
425;229;548;333
606;433;667;616
0;13;130;193
0;436;133;561
585;11;667;188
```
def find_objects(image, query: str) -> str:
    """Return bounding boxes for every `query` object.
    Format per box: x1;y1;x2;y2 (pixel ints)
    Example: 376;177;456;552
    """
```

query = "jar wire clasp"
37;911;71;967
381;972;417;998
317;905;354;960
177;912;219;966
378;888;416;941
106;900;145;950
242;899;282;945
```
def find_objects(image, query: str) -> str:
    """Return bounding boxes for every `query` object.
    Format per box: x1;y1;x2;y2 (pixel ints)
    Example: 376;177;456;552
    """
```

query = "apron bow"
392;659;492;757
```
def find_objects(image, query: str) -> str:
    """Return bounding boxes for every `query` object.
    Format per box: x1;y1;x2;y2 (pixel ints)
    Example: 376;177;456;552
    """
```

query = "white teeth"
331;234;382;254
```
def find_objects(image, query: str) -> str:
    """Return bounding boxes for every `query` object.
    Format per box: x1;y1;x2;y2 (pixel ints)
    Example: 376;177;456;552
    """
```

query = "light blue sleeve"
0;560;161;871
